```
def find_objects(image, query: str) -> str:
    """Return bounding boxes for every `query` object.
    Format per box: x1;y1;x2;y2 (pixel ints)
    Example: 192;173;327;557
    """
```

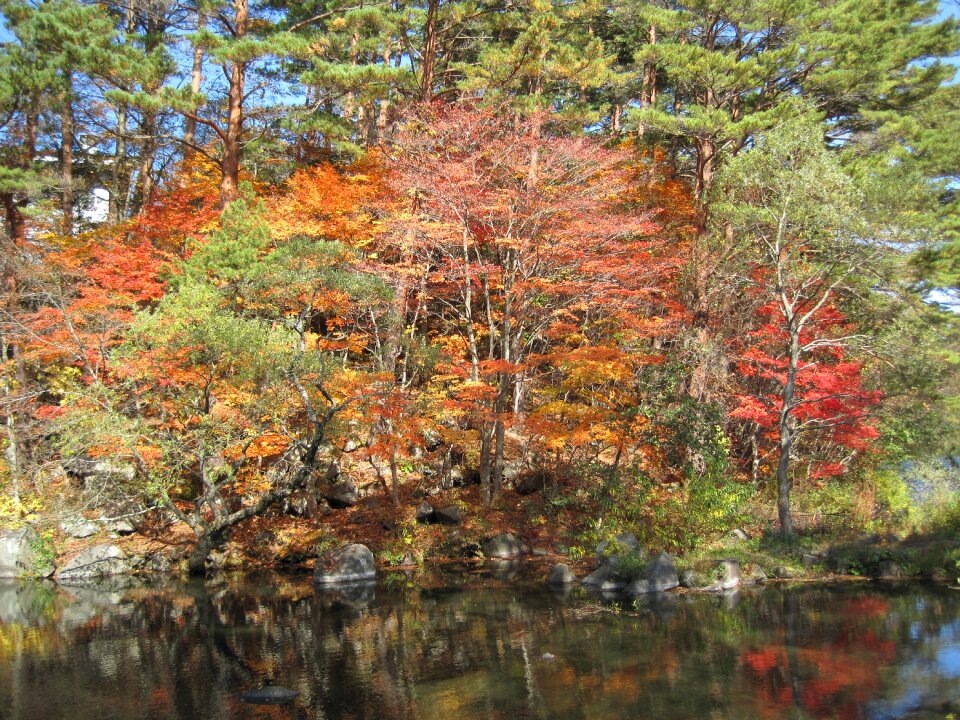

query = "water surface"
0;570;958;720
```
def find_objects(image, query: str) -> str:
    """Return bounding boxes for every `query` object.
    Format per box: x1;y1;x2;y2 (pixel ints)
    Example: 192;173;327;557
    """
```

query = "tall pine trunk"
60;76;74;236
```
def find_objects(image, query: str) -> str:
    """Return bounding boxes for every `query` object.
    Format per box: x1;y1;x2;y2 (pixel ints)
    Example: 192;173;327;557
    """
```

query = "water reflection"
0;574;958;720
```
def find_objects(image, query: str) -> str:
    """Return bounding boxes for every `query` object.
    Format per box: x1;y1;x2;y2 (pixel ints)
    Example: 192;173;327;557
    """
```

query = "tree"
385;104;673;503
714;115;882;535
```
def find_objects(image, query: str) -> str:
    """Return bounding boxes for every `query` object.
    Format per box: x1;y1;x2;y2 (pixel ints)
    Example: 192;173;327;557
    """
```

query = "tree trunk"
219;0;247;207
61;77;74;236
183;12;206;153
776;332;800;536
109;103;127;224
420;0;438;102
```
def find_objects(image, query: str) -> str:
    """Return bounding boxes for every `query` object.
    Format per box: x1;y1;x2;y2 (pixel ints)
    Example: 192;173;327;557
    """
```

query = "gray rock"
708;559;740;591
532;547;549;557
241;686;299;705
58;544;132;581
802;553;819;569
730;528;751;541
596;533;642;567
679;569;701;588
771;565;795;579
326;459;341;480
101;517;135;535
514;471;551;496
742;566;767;586
60;515;99;539
0;527;53;578
415;501;435;523
433;505;462;526
314;543;376;585
324;479;359;509
482;532;524;559
627;552;679;594
581;564;628;591
547;563;576;586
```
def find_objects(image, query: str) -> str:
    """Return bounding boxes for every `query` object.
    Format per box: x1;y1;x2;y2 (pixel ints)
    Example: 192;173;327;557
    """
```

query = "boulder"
547;563;577;586
58;544;132;581
514;471;551;496
325;459;342;480
708;559;740;591
482;532;525;559
627;552;678;595
729;528;751;542
415;501;435;524
0;526;53;578
770;565;796;579
433;505;462;526
679;568;701;588
314;543;376;585
801;553;819;570
241;686;299;705
742;565;768;586
324;479;359;509
581;564;628;592
60;515;99;539
101;517;135;535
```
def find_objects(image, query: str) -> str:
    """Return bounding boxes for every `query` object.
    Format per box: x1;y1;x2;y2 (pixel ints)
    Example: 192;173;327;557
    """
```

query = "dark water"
1;570;958;720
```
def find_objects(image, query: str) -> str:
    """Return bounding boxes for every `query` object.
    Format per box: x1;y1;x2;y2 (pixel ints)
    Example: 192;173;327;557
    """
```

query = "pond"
0;569;958;720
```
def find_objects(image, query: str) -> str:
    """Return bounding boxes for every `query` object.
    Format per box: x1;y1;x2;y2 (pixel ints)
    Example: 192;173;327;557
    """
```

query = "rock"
324;479;359;509
0;526;53;578
282;492;310;517
447;466;466;486
541;652;556;661
344;439;358;452
802;553;819;569
142;553;170;574
102;517;135;535
326;459;341;480
60;515;99;539
581;564;609;586
241;686;300;705
547;563;576;586
771;565;795;579
596;533;642;567
730;528;751;541
742;566;767;586
581;564;628;592
433;505;462;526
482;532;525;559
532;547;549;557
416;501;435;523
627;552;679;594
58;544;132;581
709;559;740;591
679;569;701;588
514;471;551;496
314;543;376;585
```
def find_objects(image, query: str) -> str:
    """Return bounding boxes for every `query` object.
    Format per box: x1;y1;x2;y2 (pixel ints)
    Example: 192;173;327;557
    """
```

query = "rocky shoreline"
3;524;955;596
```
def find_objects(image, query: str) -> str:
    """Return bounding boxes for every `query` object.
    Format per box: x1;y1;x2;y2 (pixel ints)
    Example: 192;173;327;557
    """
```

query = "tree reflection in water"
0;574;958;720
